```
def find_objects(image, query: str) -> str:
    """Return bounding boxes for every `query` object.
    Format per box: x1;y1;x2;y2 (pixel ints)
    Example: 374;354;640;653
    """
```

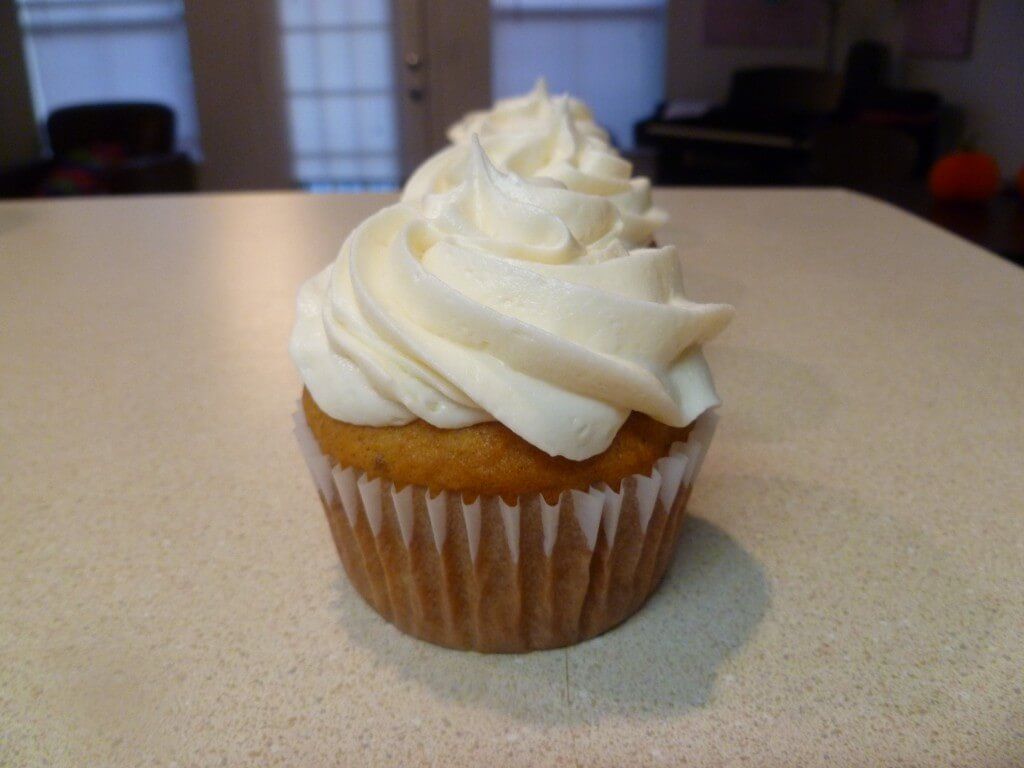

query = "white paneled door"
276;0;492;191
277;0;400;189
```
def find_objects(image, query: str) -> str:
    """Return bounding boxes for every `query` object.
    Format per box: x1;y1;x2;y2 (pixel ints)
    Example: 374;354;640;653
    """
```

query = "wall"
183;0;291;190
665;0;1023;174
0;0;40;166
421;0;492;152
664;0;826;103
903;0;1023;173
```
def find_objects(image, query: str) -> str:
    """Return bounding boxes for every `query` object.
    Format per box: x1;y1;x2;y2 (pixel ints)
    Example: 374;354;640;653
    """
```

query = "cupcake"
404;79;666;248
291;142;733;652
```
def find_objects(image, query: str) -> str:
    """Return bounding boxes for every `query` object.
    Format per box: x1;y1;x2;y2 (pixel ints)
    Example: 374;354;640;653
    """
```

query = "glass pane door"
491;0;666;149
277;0;400;190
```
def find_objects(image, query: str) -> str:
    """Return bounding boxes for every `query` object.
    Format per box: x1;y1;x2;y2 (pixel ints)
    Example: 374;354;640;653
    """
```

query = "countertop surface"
2;189;1022;767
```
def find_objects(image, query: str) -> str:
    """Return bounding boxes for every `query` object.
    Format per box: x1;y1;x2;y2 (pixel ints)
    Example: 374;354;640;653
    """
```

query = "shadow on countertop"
329;515;770;724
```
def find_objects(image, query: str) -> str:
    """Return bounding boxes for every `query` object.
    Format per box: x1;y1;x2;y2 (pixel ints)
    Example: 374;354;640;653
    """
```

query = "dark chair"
839;40;891;115
0;101;196;197
854;89;955;175
47;103;177;158
808;123;918;194
840;41;955;173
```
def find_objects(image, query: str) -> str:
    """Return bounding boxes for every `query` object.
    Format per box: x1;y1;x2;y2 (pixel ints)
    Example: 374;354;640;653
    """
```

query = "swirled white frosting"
290;142;733;460
447;78;608;144
410;80;666;247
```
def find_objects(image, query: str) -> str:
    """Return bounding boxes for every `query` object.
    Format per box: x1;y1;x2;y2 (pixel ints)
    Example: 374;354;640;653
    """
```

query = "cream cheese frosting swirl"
409;80;667;247
447;78;608;144
291;142;733;460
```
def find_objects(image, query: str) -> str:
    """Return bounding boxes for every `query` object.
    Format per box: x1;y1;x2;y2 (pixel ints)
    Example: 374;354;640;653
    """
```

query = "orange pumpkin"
928;151;1001;202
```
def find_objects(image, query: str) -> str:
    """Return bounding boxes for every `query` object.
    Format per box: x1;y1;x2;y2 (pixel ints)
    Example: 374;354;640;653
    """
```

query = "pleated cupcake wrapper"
293;410;718;560
293;408;718;651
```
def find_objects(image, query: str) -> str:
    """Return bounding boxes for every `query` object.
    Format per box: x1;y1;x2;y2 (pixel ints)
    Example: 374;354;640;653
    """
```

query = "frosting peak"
291;142;733;460
406;80;666;247
447;78;608;144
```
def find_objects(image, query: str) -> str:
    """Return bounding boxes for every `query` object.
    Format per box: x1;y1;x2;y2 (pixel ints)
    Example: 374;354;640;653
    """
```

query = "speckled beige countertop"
2;189;1022;767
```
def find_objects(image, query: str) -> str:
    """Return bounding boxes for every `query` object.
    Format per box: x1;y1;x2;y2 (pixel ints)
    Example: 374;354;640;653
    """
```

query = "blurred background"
1;0;1022;260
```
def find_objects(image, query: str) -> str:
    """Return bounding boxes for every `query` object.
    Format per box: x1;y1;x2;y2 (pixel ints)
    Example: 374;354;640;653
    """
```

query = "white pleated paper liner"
294;409;717;561
293;406;719;651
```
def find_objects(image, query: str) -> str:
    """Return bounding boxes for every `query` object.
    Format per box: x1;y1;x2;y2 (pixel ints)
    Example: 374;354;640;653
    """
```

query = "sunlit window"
492;0;666;149
277;0;400;191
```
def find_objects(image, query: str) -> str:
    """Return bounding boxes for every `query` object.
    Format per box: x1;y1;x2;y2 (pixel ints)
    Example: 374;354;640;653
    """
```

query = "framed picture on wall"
904;0;979;59
704;0;823;48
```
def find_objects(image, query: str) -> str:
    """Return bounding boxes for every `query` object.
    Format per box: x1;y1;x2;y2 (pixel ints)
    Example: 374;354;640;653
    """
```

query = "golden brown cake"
302;388;691;502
